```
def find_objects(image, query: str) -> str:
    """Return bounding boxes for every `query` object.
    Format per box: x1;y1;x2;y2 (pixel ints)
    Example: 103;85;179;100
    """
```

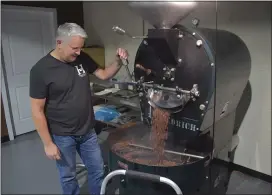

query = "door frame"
1;5;58;140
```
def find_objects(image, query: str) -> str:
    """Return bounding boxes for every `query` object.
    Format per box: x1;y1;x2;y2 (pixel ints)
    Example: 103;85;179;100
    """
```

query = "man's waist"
48;118;95;134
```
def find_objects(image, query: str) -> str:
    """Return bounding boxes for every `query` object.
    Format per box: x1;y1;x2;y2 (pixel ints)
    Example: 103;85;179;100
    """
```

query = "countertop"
90;75;140;111
90;76;142;128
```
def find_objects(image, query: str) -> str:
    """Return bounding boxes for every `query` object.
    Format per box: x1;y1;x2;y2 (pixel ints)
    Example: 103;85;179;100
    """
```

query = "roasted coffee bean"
111;141;196;166
150;107;170;160
110;107;198;167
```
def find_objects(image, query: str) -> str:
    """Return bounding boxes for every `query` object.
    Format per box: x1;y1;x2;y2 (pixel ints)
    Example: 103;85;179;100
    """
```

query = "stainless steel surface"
147;89;188;110
126;79;200;112
128;1;198;29
112;25;147;39
159;177;183;195
112;26;126;35
76;163;87;175
100;170;126;195
191;84;200;97
142;83;192;94
199;104;206;110
76;163;85;168
163;66;176;81
196;40;203;46
129;143;205;159
101;169;183;195
192;18;199;26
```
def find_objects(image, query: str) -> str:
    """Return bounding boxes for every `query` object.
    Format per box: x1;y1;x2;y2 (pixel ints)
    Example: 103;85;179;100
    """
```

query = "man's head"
55;23;88;63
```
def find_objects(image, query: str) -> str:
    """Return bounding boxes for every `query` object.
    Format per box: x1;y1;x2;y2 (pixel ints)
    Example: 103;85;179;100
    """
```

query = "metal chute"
128;1;198;29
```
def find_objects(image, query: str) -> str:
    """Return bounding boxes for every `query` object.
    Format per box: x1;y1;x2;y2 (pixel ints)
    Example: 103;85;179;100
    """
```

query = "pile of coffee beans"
110;107;198;166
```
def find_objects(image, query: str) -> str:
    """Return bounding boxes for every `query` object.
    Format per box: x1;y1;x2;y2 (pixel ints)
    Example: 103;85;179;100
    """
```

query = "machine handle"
116;55;133;81
136;64;155;76
126;170;160;182
117;54;129;66
124;59;129;65
100;169;183;195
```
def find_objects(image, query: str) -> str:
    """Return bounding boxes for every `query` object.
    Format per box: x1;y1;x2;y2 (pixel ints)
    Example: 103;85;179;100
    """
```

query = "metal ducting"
128;1;198;29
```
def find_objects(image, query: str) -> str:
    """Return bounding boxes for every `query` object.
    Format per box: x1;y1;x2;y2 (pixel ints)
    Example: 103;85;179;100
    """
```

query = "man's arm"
31;97;61;160
92;48;128;80
93;56;122;80
29;66;52;146
31;98;52;146
29;65;60;160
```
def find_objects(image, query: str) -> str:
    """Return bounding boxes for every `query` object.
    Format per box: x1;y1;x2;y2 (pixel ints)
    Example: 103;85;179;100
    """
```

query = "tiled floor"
1;131;271;194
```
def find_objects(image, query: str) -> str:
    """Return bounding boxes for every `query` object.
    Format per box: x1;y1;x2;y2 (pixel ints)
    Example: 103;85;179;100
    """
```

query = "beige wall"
83;1;271;176
83;2;143;81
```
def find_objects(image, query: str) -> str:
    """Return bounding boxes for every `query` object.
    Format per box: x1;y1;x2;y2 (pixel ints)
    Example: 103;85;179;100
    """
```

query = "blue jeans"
52;130;104;195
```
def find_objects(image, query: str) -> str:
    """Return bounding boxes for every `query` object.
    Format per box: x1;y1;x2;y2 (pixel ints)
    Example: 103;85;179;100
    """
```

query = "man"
29;23;128;195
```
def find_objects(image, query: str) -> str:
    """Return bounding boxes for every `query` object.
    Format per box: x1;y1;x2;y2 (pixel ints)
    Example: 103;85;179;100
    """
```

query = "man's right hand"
44;142;61;160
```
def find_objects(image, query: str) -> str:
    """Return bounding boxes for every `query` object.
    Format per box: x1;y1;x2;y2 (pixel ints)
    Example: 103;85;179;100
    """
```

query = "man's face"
57;36;85;63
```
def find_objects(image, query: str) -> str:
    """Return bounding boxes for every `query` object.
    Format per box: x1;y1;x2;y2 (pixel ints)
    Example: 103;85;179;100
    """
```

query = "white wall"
83;1;271;176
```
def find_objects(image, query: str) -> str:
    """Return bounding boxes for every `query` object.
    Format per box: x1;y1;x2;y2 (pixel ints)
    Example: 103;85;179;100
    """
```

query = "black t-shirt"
29;51;98;136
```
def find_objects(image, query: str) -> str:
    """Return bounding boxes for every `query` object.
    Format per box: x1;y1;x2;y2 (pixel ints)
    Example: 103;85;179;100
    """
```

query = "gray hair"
56;23;88;41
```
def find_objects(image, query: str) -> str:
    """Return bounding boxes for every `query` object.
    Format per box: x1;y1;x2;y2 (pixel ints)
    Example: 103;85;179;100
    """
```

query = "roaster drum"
107;124;214;194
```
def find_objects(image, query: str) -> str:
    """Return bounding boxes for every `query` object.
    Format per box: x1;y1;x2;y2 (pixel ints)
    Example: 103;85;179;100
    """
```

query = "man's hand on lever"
94;48;129;80
116;48;129;62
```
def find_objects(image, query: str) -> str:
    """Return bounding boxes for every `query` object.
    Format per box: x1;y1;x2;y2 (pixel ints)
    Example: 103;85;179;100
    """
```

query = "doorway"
1;5;57;139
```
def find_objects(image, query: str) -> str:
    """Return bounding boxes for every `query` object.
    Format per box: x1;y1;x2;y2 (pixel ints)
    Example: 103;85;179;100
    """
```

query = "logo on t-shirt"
75;64;86;77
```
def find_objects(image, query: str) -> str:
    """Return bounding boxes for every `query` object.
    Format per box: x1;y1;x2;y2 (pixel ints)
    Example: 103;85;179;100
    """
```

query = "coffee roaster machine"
101;2;251;195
